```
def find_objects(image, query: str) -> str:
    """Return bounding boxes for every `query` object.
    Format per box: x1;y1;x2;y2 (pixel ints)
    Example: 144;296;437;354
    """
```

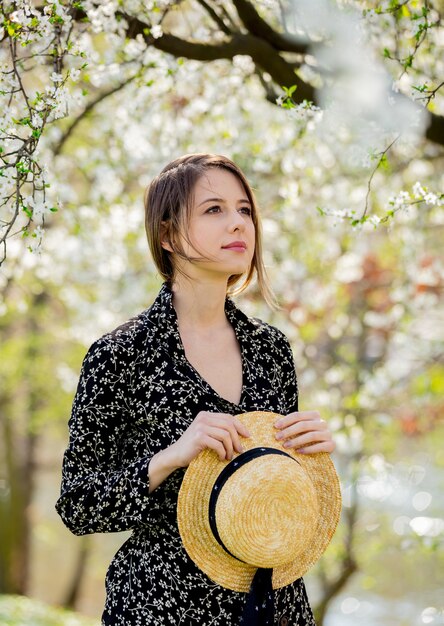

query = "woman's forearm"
148;443;182;493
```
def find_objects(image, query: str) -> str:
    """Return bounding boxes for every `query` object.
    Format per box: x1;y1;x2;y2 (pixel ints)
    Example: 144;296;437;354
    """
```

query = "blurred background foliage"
0;595;97;626
0;0;443;624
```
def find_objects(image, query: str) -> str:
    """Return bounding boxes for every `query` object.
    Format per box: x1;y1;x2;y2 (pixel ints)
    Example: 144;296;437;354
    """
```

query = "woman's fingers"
274;410;322;430
232;415;251;440
193;413;251;460
201;434;231;461
275;418;328;441
297;441;336;454
203;426;236;460
274;410;335;454
281;429;334;450
200;414;250;454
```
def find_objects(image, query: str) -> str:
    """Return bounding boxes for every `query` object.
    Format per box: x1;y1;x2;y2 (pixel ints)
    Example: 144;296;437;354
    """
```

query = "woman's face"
169;168;256;282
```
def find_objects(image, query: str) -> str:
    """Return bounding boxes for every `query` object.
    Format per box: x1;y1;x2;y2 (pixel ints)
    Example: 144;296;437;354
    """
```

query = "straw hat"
177;411;342;592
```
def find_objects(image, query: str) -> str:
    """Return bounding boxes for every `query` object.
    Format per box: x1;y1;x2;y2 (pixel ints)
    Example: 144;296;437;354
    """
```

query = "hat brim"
177;411;342;592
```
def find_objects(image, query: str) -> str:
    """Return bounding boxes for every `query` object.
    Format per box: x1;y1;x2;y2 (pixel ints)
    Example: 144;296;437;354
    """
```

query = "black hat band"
208;446;296;561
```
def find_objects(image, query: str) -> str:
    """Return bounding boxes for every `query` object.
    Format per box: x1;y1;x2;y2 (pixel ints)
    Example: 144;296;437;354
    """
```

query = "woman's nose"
228;209;246;231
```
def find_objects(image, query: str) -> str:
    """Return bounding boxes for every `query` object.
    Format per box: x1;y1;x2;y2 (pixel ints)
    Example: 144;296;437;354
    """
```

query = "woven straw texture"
177;411;342;592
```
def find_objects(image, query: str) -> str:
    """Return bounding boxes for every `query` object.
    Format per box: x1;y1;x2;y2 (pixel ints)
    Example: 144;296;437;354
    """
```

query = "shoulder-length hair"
144;153;277;308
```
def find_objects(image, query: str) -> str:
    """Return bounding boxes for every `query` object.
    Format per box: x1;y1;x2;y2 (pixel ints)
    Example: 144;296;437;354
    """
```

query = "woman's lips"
222;241;247;252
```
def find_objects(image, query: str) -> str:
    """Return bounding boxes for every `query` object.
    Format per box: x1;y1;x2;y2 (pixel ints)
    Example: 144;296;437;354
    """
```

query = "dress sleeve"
55;337;151;536
278;332;299;415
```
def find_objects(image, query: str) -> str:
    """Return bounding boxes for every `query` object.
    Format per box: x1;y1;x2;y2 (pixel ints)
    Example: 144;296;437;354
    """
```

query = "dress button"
280;617;288;626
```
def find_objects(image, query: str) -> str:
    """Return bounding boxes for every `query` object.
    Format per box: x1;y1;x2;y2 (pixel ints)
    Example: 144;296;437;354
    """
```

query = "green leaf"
379;154;390;171
6;20;22;37
412;84;427;93
49;15;65;25
401;5;410;17
16;162;31;174
282;85;297;97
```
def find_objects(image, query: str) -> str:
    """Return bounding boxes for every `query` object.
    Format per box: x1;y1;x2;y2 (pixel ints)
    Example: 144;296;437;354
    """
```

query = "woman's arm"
55;337;152;536
148;411;250;493
56;338;250;533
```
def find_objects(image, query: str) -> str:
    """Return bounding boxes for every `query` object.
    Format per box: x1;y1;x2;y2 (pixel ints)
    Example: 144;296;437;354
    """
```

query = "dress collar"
147;282;261;410
154;281;260;339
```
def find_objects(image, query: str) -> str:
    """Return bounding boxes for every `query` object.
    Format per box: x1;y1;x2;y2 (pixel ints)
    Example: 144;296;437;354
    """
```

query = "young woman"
56;153;335;625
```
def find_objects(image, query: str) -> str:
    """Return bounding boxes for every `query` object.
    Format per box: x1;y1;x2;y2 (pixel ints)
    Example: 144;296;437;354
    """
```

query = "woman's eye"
206;206;221;213
240;207;252;216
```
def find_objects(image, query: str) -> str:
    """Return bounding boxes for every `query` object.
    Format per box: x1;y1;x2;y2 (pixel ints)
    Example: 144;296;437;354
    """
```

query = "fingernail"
275;432;283;440
283;441;291;448
274;419;283;428
298;448;306;453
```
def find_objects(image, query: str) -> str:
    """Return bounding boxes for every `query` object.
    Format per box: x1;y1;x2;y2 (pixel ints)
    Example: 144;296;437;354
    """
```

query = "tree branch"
361;134;401;221
62;5;444;149
149;31;315;100
53;73;139;157
425;110;444;146
195;0;233;35
118;11;316;100
231;0;309;54
255;68;280;103
313;454;360;625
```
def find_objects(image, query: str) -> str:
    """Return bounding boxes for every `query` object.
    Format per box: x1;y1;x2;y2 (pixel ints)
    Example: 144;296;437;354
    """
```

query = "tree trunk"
0;400;37;594
0;293;43;594
63;537;91;610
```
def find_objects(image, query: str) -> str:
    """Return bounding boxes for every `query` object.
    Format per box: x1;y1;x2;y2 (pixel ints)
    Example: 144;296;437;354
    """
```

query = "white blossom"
69;68;81;83
150;25;163;39
233;55;255;74
50;72;64;84
27;225;45;254
31;113;43;128
423;192;440;206
412;181;426;197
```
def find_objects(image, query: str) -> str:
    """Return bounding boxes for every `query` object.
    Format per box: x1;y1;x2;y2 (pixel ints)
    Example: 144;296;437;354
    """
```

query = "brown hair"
144;153;276;308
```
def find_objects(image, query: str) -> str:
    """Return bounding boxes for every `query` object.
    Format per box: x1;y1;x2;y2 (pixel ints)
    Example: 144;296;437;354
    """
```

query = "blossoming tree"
0;1;443;624
0;0;443;263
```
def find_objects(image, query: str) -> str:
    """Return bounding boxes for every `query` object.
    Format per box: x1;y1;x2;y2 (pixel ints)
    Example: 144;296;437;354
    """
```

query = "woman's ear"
160;220;173;253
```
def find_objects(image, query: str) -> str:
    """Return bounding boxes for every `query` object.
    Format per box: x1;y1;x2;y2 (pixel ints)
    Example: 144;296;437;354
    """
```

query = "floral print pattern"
56;283;316;626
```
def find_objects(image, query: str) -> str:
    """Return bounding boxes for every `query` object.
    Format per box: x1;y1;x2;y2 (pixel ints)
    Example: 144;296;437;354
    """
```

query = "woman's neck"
171;277;230;332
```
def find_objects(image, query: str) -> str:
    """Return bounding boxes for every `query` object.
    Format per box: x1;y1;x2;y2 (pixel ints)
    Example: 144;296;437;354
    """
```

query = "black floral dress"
56;283;316;626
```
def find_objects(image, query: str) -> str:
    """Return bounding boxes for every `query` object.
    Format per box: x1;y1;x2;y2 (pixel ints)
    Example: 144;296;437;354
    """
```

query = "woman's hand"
274;410;335;454
149;411;250;493
169;411;251;467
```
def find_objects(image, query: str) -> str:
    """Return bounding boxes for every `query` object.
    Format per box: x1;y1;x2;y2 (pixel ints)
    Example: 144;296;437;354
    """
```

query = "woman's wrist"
148;443;184;493
155;442;184;472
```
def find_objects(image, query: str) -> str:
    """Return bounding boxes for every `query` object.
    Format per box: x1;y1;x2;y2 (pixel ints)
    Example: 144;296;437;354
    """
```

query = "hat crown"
215;453;319;568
